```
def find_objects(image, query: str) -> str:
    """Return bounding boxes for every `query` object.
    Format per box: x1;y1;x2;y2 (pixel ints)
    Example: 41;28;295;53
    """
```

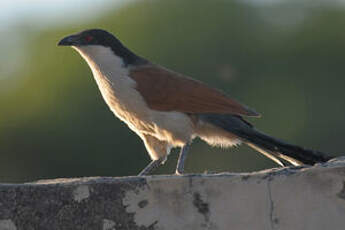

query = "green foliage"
1;0;345;182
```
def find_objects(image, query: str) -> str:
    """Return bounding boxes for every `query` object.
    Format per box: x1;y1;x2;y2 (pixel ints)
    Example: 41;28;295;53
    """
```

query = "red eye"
85;35;93;42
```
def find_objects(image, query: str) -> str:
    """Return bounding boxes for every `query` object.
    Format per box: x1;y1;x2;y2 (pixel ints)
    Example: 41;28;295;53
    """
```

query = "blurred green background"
1;0;344;182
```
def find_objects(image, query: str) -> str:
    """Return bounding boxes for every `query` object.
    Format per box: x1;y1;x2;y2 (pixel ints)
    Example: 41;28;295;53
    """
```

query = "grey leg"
176;143;191;175
138;158;165;176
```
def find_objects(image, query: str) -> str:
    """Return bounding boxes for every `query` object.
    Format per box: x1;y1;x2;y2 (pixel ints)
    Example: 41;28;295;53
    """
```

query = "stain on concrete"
138;200;149;208
147;220;158;229
193;192;210;222
0;177;149;229
273;218;279;225
73;185;90;202
0;219;17;230
337;181;345;200
241;175;251;181
102;219;116;230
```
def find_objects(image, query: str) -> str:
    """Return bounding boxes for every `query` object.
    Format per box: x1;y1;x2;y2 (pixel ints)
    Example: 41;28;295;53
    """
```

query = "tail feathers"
245;142;287;166
199;114;333;166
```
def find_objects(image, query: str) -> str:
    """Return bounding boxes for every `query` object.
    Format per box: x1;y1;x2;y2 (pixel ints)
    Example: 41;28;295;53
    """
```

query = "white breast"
72;45;194;146
73;46;154;134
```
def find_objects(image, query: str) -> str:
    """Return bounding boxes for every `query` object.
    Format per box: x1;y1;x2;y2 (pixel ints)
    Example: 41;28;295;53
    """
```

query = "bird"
58;29;332;175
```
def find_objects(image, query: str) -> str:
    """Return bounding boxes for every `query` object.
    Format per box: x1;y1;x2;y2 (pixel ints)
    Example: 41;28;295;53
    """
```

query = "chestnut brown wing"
130;65;260;117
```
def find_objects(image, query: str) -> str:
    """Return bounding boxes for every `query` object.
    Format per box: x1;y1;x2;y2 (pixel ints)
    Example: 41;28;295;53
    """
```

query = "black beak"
58;34;79;46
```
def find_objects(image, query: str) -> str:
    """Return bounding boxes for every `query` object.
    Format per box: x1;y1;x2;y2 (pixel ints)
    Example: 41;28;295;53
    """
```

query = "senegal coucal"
58;29;332;175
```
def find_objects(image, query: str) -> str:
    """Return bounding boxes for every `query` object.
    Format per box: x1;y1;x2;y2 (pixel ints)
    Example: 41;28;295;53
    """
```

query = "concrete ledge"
1;158;345;230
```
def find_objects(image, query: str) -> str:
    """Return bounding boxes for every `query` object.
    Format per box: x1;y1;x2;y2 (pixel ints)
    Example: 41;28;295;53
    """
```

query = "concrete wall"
1;158;345;230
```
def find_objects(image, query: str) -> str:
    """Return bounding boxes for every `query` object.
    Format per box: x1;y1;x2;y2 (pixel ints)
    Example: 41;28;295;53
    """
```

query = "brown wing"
130;64;260;117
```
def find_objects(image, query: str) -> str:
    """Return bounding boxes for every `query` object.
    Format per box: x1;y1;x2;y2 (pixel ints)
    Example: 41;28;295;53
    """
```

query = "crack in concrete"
267;178;276;230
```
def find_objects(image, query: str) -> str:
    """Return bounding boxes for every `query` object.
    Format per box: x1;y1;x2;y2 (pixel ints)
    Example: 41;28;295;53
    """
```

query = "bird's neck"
73;45;138;108
73;45;129;79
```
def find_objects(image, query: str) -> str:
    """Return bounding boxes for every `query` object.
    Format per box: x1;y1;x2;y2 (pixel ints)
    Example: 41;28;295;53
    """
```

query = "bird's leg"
176;143;191;175
138;158;165;176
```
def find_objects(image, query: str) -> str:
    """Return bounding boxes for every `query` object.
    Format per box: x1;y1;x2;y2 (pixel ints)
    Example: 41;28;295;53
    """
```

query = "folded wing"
130;64;260;117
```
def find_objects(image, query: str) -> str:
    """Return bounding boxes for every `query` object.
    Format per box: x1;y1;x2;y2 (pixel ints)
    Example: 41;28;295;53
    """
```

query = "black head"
58;29;119;47
58;29;147;66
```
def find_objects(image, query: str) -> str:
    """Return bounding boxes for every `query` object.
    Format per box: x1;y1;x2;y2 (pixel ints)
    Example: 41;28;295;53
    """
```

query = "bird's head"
58;29;146;66
58;29;118;47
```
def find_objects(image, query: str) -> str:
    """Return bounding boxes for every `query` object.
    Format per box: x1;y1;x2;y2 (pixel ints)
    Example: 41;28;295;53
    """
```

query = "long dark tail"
199;114;333;166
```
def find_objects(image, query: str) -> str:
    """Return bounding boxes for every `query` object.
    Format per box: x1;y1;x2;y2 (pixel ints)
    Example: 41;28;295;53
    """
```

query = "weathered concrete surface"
1;158;345;230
